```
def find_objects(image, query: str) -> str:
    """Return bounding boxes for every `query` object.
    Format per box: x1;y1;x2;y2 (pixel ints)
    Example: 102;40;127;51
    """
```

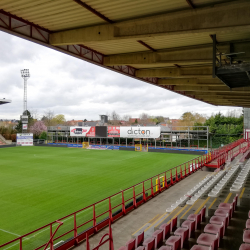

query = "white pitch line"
0;229;20;237
3;206;93;250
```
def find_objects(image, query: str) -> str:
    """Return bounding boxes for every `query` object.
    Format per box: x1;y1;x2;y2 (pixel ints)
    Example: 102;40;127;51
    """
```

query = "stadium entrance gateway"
46;125;209;153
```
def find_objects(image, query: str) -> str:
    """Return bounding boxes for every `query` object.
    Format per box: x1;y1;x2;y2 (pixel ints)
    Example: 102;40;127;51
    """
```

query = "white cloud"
0;31;236;120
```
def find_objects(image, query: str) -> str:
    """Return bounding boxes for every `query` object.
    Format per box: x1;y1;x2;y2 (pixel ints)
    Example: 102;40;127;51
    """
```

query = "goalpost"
135;144;142;151
82;142;89;149
135;144;148;152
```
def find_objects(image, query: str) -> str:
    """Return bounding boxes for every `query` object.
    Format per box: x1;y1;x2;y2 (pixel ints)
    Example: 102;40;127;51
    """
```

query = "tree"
52;114;66;125
42;110;55;126
109;111;120;125
30;121;47;136
39;131;47;140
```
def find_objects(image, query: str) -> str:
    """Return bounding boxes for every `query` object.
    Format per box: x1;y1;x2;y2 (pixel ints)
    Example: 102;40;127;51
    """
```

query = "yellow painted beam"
136;66;212;78
50;1;250;46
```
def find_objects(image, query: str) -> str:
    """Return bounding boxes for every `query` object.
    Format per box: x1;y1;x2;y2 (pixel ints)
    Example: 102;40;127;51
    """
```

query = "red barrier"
0;138;247;250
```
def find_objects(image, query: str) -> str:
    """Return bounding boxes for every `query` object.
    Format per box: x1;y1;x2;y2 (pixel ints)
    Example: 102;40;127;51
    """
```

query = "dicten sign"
17;133;33;146
70;127;95;137
120;127;160;138
108;126;120;137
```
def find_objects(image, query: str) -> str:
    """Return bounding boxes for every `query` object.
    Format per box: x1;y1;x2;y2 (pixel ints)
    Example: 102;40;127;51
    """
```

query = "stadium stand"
116;156;250;250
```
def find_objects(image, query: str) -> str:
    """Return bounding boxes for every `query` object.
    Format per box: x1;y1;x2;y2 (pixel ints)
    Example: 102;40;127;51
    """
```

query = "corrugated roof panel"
143;33;212;51
1;0;105;31
84;0;190;22
84;33;212;56
84;40;145;55
217;32;250;43
2;0;235;32
192;0;235;7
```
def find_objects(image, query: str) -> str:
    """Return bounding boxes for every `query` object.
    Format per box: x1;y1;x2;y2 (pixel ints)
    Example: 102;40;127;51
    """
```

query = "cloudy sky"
0;31;237;121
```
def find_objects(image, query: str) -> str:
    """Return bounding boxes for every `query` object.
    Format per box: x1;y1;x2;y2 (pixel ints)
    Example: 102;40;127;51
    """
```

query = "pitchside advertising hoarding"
70;127;95;137
17;133;33;146
108;126;120;137
120;127;161;138
70;126;160;138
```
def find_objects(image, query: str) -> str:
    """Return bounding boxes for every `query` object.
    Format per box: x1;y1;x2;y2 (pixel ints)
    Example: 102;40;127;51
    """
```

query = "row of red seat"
191;195;238;250
118;206;206;250
239;210;250;250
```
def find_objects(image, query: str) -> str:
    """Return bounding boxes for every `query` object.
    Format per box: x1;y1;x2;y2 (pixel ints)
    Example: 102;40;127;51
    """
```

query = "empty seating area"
230;162;250;193
240;210;250;250
117;157;250;250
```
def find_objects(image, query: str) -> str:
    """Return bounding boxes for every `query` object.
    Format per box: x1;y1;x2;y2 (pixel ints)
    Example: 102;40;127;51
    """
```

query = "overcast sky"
0;31;238;121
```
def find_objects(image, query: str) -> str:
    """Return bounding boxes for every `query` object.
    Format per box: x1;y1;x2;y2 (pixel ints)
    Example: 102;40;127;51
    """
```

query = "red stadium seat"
158;246;172;250
135;247;145;250
209;215;228;235
197;233;219;250
171;217;178;232
118;246;126;250
246;219;250;229
243;230;250;244
159;223;171;240
204;223;224;238
181;220;195;238
152;230;163;249
126;238;136;250
200;206;206;222
239;243;250;250
190;245;213;250
214;210;230;226
136;231;144;247
174;227;189;248
187;213;202;230
143;238;155;250
165;235;181;250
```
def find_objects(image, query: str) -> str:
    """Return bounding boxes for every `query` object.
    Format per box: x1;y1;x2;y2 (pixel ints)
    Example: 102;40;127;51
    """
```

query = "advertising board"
108;126;120;137
120;127;160;139
70;127;95;137
17;133;33;146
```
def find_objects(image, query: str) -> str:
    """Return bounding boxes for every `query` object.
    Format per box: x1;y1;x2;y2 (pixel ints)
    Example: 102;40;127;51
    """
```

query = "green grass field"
0;147;198;248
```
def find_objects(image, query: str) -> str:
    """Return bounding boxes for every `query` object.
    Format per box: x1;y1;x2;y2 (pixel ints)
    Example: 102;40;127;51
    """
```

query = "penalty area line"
0;229;20;237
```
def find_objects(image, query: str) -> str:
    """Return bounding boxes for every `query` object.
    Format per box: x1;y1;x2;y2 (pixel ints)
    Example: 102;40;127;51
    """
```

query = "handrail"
43;221;63;250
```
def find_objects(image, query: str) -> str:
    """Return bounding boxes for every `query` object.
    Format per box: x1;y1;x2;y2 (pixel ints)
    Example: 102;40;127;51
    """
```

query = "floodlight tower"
21;69;30;115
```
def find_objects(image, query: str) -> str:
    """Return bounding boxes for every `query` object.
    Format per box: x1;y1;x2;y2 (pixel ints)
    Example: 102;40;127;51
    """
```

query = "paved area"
74;169;209;250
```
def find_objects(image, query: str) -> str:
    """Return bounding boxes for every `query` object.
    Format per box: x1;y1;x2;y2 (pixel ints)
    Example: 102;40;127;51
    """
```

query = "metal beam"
137;40;156;52
50;1;250;45
174;85;250;92
136;66;213;78
158;78;223;86
73;0;114;24
186;0;195;9
103;42;250;66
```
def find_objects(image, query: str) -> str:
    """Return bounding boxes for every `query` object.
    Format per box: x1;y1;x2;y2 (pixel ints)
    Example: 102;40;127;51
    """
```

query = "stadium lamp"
20;69;30;116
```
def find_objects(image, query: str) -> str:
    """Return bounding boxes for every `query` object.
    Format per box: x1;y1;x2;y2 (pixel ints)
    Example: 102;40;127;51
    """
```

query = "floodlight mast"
20;69;30;116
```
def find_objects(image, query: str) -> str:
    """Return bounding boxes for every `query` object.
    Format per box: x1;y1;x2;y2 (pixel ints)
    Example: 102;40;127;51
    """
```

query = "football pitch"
0;146;199;247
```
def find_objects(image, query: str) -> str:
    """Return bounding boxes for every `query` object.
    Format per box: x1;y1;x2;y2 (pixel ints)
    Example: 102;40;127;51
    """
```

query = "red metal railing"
0;138;247;250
